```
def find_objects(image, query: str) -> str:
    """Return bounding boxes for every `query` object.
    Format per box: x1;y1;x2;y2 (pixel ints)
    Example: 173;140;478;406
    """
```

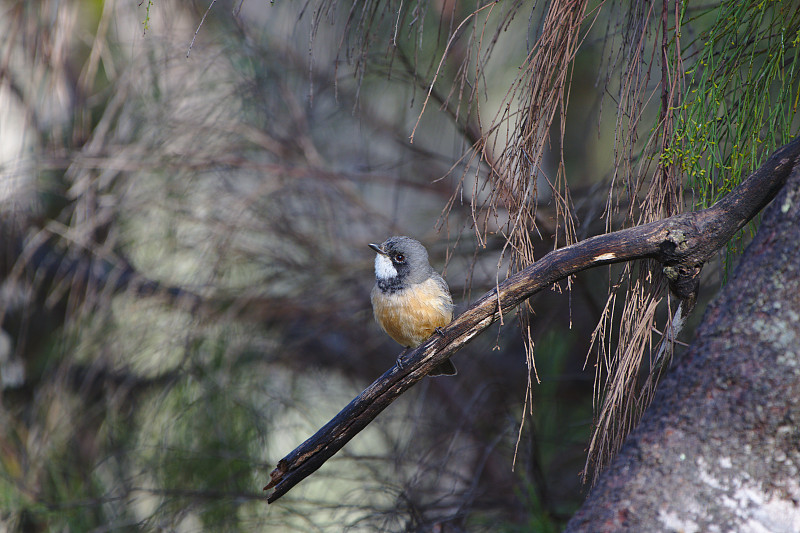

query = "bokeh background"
1;1;798;531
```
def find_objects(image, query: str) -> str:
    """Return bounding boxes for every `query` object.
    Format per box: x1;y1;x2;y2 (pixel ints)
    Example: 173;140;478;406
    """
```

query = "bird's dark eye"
394;253;405;263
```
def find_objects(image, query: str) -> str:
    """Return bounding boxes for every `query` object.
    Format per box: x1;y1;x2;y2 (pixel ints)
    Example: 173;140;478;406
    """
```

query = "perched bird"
369;236;457;376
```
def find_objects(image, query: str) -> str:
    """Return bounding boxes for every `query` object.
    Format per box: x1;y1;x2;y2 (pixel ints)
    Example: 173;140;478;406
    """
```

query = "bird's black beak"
368;243;387;255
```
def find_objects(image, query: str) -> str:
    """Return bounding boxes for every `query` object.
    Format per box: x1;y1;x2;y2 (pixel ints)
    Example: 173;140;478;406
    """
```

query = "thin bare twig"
187;0;217;58
409;2;497;143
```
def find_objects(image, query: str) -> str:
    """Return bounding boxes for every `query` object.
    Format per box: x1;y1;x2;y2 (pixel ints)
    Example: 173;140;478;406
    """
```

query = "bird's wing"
432;272;454;311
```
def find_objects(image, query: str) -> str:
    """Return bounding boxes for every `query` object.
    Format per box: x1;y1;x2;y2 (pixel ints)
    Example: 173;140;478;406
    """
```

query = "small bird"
369;236;457;376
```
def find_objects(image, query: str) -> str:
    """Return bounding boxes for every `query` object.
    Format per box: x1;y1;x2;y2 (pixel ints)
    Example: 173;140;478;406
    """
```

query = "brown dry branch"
466;0;590;254
265;135;800;504
440;1;594;458
585;0;686;484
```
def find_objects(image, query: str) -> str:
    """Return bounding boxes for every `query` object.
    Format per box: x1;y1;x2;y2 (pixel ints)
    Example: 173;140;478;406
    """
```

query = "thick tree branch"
264;136;800;503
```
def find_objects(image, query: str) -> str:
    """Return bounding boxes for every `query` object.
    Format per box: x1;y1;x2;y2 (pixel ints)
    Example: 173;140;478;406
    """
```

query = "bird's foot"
396;348;410;369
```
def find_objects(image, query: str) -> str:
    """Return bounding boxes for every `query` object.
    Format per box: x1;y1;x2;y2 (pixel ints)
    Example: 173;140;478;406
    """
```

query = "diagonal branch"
264;136;800;503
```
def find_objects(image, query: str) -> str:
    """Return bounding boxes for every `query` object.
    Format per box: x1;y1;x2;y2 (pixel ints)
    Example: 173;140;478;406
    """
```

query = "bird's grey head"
369;236;434;292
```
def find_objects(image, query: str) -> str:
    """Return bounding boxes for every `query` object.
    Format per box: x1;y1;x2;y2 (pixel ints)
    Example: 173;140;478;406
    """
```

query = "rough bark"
565;162;800;531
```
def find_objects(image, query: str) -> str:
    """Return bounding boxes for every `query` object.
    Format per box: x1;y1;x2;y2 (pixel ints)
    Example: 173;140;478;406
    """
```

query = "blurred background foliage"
0;0;798;531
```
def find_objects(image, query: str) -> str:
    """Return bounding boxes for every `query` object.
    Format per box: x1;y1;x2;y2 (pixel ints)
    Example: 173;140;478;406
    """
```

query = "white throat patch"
374;254;397;280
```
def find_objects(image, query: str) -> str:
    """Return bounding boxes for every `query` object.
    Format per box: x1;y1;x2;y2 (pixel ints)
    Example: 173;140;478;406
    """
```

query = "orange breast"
371;277;453;348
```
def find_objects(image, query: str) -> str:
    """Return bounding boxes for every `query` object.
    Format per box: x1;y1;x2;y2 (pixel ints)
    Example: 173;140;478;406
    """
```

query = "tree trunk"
566;163;800;531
